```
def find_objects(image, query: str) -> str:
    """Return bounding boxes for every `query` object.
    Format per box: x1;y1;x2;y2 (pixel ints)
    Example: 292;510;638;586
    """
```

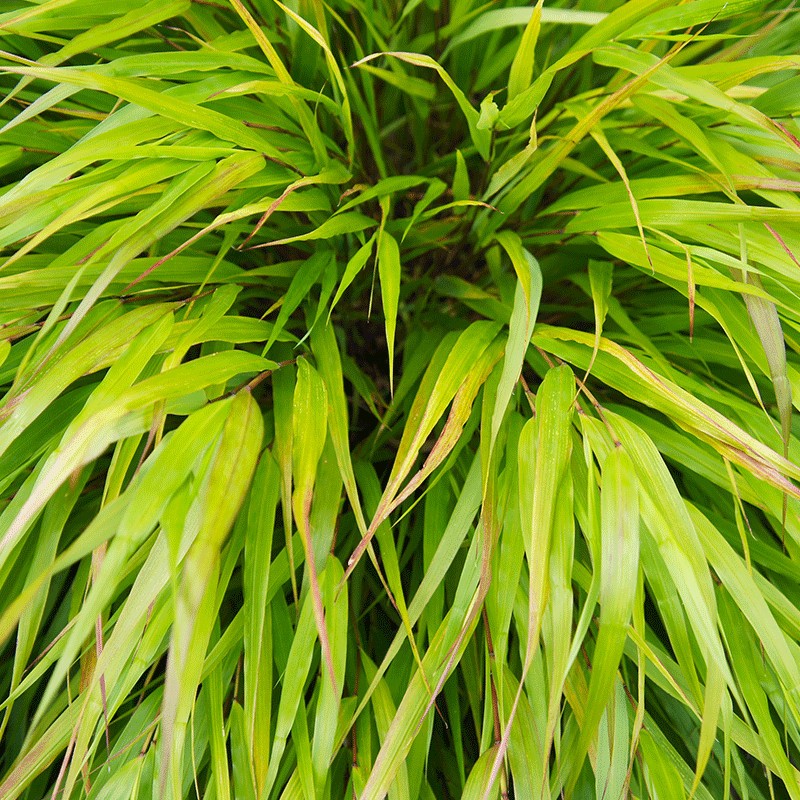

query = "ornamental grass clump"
0;1;800;798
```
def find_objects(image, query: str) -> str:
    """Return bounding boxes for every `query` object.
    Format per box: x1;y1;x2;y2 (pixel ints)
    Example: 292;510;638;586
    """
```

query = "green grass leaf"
2;3;800;798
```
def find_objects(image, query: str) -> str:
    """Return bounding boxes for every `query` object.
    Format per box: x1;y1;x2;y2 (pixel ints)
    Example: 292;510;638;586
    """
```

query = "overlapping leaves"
0;1;799;799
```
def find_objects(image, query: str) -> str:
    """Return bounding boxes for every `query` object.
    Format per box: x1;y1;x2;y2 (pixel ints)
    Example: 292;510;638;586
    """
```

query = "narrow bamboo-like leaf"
311;557;348;794
453;151;470;202
262;251;329;355
377;231;401;396
291;357;337;691
445;6;606;53
329;235;376;318
584;260;613;384
507;0;544;100
521;364;576;662
487;366;575;793
490;232;542;450
263;581;318;798
462;744;500;800
160;389;264;797
310;322;367;534
569;446;639;792
254;213;376;249
243;453;280;795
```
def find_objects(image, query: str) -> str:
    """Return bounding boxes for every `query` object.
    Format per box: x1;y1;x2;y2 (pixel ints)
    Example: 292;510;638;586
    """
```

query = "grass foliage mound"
1;1;800;797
